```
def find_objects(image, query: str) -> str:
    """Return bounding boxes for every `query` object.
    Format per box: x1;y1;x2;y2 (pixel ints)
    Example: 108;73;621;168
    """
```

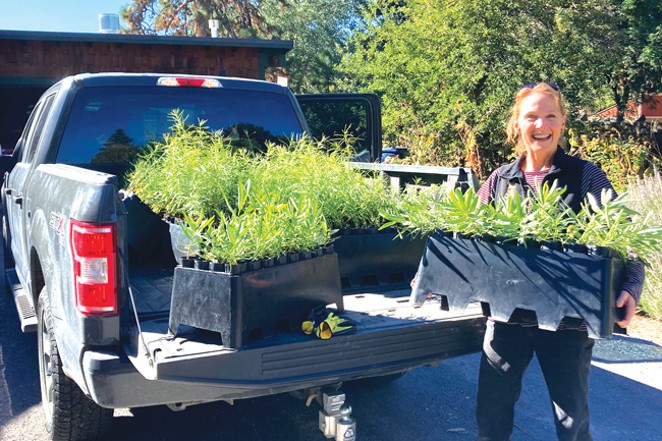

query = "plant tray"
411;233;624;338
333;230;427;290
168;253;343;348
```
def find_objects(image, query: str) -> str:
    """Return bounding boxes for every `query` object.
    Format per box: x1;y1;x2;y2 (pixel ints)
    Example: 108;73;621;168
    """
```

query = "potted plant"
167;185;344;348
383;184;662;338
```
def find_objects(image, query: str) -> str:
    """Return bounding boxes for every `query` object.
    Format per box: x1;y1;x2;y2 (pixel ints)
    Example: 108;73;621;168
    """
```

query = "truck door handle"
4;187;22;206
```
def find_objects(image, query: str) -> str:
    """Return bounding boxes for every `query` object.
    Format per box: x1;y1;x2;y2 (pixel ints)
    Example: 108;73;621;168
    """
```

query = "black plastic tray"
168;253;343;348
411;234;624;338
334;230;426;290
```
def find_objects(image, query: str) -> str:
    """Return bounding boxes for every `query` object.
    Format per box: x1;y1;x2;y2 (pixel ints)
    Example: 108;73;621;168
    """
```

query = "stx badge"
49;212;66;237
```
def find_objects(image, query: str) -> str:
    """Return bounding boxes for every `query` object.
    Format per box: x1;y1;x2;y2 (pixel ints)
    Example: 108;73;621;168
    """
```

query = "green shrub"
626;173;662;319
567;121;661;192
390;120;491;179
393;123;465;169
198;181;332;264
128;110;250;219
253;137;393;230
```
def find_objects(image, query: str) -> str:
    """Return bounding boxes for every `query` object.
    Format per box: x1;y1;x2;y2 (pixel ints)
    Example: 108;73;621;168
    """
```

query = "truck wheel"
37;287;113;441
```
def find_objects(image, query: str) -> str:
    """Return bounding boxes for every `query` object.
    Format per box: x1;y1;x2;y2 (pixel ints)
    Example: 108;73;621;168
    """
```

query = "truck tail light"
70;220;117;315
157;76;221;88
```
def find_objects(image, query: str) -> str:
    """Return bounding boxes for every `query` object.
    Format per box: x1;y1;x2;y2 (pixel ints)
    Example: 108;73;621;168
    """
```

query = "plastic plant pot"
411;233;624;339
168;253;344;348
333;229;427;291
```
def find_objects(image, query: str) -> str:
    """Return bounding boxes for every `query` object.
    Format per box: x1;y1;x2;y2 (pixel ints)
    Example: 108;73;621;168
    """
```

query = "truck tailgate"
124;287;485;390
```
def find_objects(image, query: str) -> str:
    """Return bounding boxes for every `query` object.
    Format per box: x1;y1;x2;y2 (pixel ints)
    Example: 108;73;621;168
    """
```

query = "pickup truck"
1;72;485;441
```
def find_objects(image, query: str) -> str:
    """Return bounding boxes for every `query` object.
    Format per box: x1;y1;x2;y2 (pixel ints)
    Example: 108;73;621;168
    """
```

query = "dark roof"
69;72;288;93
0;29;293;50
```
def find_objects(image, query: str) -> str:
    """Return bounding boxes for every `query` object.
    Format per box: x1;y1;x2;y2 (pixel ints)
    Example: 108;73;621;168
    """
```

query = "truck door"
5;94;55;284
295;94;382;163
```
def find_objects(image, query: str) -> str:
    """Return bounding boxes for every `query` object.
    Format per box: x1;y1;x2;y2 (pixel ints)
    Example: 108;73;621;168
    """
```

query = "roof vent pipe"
209;19;220;38
99;13;120;34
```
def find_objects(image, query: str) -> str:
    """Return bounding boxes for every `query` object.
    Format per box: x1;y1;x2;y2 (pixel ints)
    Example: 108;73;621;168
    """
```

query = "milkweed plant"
381;181;662;264
127;111;396;264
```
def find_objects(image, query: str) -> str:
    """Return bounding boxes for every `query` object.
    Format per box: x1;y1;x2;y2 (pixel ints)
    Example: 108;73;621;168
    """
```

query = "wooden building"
0;29;292;151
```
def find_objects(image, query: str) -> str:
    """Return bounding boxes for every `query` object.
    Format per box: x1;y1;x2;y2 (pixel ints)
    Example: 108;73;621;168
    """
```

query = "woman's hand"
615;290;636;328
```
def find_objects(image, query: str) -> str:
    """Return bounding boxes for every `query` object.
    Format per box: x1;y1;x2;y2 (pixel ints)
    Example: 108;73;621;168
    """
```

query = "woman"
474;82;644;441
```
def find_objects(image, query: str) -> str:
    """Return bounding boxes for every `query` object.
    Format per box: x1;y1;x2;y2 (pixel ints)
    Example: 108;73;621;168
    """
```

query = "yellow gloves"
302;310;357;340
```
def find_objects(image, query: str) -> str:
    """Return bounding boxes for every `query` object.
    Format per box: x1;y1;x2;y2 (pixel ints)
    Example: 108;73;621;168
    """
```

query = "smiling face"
514;92;566;157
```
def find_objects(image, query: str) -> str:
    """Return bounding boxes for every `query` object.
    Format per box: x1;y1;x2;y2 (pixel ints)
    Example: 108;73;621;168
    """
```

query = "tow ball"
315;390;357;441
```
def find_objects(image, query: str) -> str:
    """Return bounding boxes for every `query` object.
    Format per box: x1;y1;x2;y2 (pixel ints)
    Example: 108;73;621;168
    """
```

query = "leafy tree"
261;0;365;92
555;0;662;123
121;0;276;38
121;0;363;92
339;0;662;173
339;0;565;173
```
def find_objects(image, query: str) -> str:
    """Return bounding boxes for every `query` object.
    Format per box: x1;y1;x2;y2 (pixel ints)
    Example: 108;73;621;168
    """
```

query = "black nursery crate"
333;230;427;290
411;234;624;338
168;253;343;348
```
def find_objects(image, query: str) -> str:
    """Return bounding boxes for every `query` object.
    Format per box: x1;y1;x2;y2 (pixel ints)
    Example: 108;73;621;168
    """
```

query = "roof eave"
0;29;293;51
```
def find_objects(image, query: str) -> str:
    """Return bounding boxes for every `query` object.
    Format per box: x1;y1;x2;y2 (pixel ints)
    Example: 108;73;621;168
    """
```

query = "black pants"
476;320;594;441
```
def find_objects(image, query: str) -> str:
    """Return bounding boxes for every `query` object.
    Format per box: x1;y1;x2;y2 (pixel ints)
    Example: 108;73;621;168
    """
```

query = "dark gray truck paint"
3;73;485;414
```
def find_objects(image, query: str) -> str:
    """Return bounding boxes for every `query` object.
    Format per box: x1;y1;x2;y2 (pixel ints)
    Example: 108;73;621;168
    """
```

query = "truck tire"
37;287;113;441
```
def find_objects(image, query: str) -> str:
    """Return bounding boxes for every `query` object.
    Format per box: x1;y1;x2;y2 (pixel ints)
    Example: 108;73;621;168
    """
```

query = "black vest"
492;147;586;214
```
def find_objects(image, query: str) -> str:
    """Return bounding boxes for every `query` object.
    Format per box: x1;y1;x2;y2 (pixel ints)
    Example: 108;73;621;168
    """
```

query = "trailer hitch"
314;390;356;441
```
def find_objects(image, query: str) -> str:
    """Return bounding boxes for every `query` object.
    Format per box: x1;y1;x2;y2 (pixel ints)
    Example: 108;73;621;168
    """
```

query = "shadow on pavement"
0;274;40;428
589;362;662;441
592;334;662;364
103;394;321;441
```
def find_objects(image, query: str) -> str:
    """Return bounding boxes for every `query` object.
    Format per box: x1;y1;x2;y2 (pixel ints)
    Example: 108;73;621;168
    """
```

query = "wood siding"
0;39;261;80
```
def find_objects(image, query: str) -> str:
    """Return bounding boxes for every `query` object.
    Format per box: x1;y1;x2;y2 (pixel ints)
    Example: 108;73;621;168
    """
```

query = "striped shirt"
524;170;548;188
477;160;614;206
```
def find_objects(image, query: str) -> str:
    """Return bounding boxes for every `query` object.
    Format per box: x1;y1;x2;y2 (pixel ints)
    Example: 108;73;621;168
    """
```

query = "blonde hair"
506;83;567;155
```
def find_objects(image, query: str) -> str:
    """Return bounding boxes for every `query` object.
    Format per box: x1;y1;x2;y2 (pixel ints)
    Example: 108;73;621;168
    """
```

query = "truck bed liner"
128;267;483;322
129;266;175;314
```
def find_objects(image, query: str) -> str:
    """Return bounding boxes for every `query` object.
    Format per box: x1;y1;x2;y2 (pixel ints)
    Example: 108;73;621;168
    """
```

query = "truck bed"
129;265;483;320
129;266;176;315
123;267;485;393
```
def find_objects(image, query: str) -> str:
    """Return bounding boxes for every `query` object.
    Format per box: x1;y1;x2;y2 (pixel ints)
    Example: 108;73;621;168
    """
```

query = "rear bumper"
82;316;486;408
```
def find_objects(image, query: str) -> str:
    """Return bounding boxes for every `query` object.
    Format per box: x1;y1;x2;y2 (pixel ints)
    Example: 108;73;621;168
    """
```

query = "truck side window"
299;98;370;153
16;102;42;163
21;94;56;164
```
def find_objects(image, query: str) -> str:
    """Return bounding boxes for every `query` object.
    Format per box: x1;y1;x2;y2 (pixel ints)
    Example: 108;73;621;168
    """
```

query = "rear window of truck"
56;86;304;165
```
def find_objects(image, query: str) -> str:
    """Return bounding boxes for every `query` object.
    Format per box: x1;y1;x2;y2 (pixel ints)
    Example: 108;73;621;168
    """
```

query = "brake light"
157;77;221;88
70;219;117;315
